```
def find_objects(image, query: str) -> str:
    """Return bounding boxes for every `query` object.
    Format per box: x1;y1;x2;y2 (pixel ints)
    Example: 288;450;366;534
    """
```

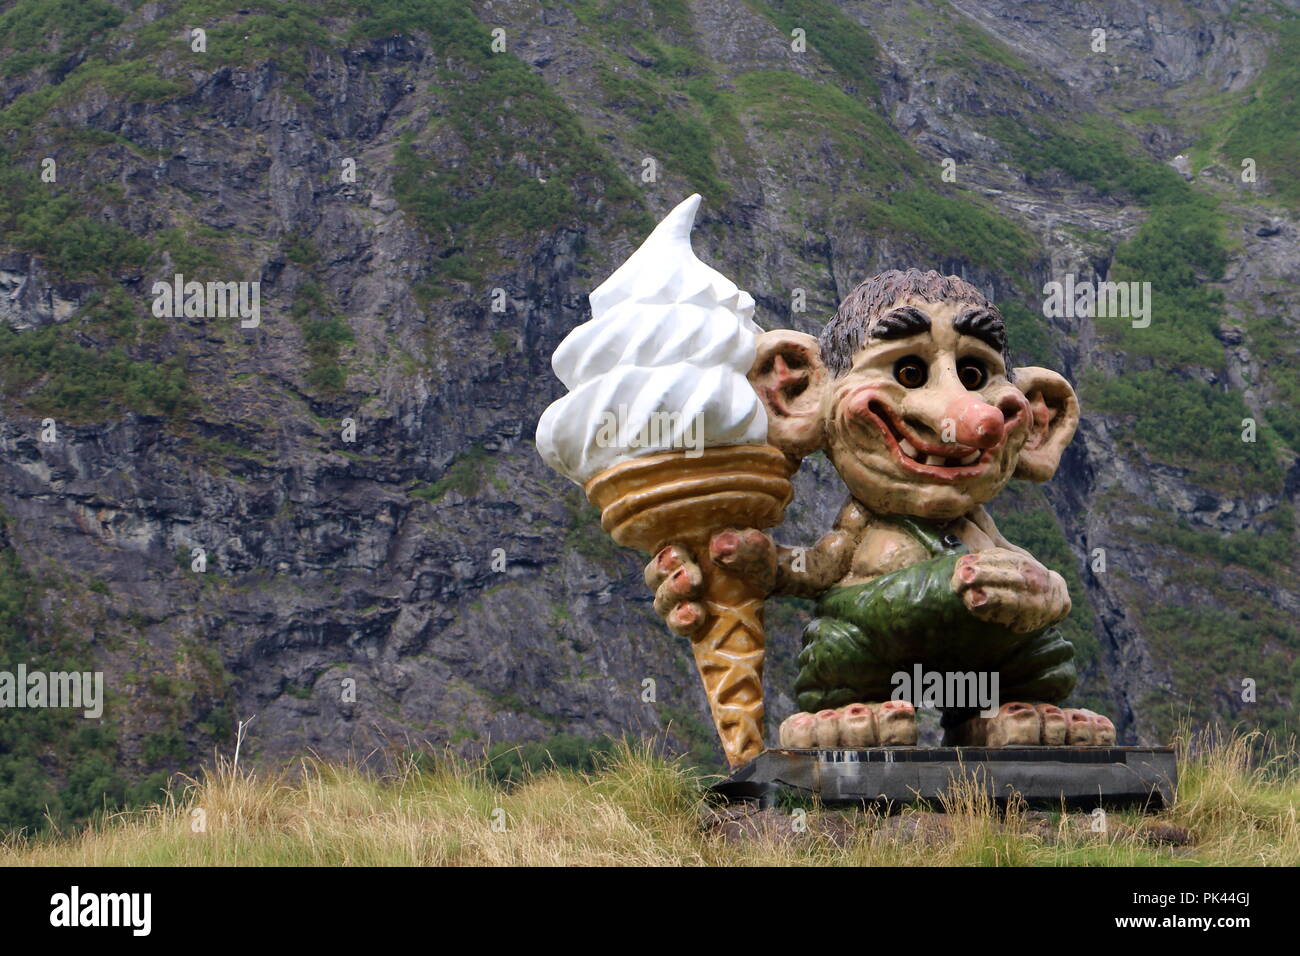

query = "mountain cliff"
0;0;1296;830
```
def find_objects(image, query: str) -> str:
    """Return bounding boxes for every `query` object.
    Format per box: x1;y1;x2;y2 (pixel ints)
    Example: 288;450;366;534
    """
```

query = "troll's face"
749;271;1078;521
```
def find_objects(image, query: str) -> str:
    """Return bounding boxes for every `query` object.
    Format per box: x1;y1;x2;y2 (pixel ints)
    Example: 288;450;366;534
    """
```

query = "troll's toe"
947;701;1053;746
1064;708;1095;745
1034;703;1067;745
874;701;918;746
986;701;1041;746
812;708;841;747
778;701;910;747
1080;709;1116;745
839;703;878;746
778;711;817;748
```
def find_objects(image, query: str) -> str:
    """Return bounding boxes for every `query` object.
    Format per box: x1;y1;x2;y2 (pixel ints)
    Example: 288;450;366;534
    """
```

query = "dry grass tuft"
2;729;1295;866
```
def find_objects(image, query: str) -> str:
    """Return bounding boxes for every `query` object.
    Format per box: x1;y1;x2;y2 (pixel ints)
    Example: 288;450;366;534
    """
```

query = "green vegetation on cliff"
0;527;171;833
0;0;123;77
995;107;1287;493
0;285;191;424
753;0;882;96
382;0;645;292
0;325;192;421
1214;18;1300;208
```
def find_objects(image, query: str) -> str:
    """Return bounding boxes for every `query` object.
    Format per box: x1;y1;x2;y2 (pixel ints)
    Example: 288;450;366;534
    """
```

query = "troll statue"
537;197;1114;766
645;268;1116;752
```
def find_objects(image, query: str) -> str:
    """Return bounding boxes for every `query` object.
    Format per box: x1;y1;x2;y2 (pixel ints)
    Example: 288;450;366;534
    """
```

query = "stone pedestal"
714;746;1177;810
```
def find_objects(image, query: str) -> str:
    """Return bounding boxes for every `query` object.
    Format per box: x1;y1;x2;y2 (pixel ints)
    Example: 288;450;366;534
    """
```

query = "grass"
1140;603;1297;740
0;325;193;421
1;729;1294;866
411;446;495;503
1240;307;1300;453
1070;488;1299;741
734;71;917;185
562;488;627;563
0;529;174;833
844;187;1038;277
991;113;1189;206
1082;369;1283;493
384;0;644;294
1212;17;1300;208
993;97;1289;491
933;15;1029;73
0;0;643;306
0;0;124;77
752;0;882;97
731;71;1036;279
0;181;152;279
999;300;1056;367
0;281;190;421
290;279;354;394
596;64;729;198
1154;508;1295;578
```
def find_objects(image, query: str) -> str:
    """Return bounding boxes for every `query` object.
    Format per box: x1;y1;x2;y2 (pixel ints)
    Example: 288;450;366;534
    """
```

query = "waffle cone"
584;445;794;767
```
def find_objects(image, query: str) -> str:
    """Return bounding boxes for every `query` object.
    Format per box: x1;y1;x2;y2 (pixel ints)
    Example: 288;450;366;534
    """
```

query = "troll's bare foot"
778;700;917;747
948;701;1041;746
948;702;1114;745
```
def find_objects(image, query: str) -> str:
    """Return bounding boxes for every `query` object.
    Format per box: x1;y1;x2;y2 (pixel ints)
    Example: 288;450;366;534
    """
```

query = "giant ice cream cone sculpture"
536;195;793;767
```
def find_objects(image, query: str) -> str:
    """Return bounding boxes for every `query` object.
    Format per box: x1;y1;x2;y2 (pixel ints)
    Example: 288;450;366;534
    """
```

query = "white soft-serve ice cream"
536;194;769;484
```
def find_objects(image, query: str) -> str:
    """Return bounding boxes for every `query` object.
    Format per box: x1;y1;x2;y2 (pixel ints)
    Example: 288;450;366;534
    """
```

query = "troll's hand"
951;547;1071;634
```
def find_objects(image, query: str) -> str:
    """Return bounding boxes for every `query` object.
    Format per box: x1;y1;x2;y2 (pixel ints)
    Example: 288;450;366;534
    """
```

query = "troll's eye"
957;358;987;390
893;356;927;389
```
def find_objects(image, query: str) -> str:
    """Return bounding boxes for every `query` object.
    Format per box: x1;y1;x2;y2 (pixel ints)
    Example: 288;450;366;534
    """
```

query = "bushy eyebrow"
953;307;1007;353
871;306;931;340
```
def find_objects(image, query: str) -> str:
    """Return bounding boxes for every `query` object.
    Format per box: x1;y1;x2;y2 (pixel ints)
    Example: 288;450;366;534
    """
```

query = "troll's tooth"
961;451;981;465
925;455;945;466
899;439;919;459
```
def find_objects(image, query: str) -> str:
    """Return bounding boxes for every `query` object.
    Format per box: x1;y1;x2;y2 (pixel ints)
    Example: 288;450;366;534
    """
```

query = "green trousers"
794;518;1077;723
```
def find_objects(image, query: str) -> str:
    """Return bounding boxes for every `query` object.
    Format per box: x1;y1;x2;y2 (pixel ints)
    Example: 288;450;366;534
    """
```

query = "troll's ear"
748;330;828;461
1013;367;1080;482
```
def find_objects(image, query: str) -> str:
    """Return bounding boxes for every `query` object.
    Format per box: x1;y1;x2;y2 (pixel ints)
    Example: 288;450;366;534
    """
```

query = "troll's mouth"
863;399;993;480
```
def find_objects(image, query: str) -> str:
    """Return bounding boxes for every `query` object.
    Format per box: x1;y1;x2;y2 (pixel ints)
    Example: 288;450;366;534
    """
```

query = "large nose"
945;394;1005;449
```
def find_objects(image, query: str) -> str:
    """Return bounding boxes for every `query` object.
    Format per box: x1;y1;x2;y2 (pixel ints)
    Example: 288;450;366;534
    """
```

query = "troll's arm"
774;498;865;599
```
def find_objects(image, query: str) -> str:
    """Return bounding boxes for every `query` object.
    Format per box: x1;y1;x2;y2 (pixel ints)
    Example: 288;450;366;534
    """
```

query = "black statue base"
714;746;1177;810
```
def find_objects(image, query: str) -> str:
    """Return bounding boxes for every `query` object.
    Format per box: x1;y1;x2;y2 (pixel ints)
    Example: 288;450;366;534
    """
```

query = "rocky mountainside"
0;0;1296;829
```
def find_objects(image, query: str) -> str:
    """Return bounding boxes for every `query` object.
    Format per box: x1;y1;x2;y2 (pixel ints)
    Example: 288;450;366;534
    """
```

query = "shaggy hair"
819;269;1013;378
